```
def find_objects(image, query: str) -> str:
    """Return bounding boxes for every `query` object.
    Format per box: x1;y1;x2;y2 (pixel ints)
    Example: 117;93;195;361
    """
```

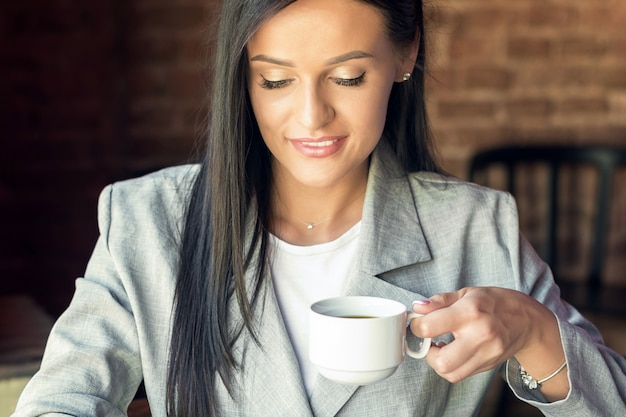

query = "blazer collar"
357;141;433;276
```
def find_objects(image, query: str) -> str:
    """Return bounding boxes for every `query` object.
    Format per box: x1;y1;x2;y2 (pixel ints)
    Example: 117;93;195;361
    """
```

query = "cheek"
249;101;275;139
250;93;288;135
345;86;393;134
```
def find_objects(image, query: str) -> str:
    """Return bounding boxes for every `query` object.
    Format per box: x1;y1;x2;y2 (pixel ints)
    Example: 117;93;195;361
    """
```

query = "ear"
394;31;421;82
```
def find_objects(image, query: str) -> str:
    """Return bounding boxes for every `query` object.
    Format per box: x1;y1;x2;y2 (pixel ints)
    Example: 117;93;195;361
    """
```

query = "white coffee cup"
309;296;431;385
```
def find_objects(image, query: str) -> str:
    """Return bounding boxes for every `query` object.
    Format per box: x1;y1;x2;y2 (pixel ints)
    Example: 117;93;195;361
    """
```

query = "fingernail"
412;299;430;306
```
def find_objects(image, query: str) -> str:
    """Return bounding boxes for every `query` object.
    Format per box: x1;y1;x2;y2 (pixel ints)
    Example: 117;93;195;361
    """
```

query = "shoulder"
406;171;520;247
401;173;526;290
103;164;199;206
106;164;200;199
408;171;517;218
97;164;200;239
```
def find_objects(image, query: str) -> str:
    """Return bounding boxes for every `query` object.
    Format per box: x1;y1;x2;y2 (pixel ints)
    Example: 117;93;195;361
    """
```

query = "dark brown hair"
166;1;438;415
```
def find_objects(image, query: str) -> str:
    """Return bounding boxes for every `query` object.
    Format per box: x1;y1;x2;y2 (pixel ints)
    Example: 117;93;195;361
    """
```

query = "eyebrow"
249;50;374;67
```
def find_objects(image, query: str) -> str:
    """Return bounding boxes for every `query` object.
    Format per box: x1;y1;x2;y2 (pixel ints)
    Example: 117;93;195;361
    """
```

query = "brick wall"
426;0;626;176
425;0;626;288
1;0;625;315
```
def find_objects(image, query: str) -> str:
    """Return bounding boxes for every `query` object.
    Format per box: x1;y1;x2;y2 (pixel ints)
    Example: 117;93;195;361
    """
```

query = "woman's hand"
411;287;569;401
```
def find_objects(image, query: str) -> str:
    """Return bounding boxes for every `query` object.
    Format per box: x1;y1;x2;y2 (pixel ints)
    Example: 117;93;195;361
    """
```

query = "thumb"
412;289;468;314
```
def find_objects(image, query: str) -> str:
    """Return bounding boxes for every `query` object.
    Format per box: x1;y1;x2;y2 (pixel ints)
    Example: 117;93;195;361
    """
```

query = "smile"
300;139;340;147
290;136;347;158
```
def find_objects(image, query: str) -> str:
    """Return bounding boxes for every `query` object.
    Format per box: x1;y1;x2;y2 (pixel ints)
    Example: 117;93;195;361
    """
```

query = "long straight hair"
166;1;439;415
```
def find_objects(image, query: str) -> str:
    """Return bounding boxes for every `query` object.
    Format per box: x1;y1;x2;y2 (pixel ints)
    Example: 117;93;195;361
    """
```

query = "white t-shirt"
269;222;361;396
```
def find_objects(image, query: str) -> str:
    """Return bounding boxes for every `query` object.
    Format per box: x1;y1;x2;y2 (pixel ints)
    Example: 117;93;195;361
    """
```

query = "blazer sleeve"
12;184;144;416
501;194;626;416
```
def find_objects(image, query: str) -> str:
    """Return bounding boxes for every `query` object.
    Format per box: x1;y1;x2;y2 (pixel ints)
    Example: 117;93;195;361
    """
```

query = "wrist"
520;361;567;390
513;305;569;400
514;299;560;363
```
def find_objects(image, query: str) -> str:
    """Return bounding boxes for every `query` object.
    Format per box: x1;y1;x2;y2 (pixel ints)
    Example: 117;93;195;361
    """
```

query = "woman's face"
247;0;407;190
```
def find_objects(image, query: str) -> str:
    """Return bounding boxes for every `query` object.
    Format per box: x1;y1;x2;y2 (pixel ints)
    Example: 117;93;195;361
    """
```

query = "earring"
402;72;411;81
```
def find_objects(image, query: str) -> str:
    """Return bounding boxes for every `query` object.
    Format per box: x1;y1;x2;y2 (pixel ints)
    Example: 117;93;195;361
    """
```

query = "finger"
425;342;494;380
410;299;470;339
426;339;501;383
436;353;503;383
411;289;468;314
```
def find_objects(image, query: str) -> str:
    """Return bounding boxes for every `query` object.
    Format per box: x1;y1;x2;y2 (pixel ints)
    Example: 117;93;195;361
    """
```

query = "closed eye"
259;72;366;89
260;76;292;90
333;72;366;87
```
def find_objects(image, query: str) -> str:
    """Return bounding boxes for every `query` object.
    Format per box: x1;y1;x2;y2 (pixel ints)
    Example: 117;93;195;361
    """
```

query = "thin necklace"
275;189;366;231
295;215;329;230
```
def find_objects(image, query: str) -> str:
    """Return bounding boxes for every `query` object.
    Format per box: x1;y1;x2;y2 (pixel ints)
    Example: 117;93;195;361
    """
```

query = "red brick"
507;37;553;59
596;67;626;89
611;37;626;56
558;97;608;115
437;99;496;119
502;127;579;143
449;36;501;61
455;7;512;34
526;5;578;28
609;95;626;124
434;125;509;147
462;67;512;90
560;37;608;58
520;66;596;88
582;2;626;33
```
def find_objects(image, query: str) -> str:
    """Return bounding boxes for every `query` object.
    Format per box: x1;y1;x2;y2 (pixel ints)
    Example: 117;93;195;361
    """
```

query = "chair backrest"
469;145;626;313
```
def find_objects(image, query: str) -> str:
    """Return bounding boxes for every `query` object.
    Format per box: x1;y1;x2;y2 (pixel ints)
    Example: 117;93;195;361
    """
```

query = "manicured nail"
412;299;430;306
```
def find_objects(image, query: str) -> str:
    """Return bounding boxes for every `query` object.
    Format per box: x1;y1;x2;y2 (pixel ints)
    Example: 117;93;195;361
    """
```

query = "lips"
290;136;347;158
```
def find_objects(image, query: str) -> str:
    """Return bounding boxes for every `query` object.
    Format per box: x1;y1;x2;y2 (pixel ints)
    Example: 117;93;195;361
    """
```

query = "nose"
294;82;334;131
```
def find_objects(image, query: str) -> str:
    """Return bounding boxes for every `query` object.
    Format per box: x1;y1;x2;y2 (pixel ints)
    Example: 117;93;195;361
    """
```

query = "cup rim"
310;296;407;318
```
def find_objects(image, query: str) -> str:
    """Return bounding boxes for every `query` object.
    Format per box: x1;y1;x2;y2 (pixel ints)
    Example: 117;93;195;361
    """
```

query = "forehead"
247;0;391;58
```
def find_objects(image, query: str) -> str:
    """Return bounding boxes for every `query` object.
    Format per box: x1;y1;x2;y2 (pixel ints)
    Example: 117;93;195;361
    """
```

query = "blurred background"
4;0;624;316
1;0;625;415
1;0;625;312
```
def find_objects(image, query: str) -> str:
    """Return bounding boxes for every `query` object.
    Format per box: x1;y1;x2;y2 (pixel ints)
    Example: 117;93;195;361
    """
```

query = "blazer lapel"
309;142;433;417
225;214;313;415
358;141;432;277
228;276;314;416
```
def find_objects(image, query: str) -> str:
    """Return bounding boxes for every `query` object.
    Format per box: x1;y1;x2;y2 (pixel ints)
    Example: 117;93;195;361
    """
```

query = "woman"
13;0;626;416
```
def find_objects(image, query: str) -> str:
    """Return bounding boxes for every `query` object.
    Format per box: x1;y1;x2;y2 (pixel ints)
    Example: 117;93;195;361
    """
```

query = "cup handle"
405;312;431;359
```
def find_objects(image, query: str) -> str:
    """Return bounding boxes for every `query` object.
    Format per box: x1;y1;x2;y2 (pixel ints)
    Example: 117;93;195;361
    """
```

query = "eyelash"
333;72;366;87
259;72;366;90
260;77;292;90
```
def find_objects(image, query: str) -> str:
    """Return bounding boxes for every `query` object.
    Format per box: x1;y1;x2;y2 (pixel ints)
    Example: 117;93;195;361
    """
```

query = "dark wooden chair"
469;144;626;315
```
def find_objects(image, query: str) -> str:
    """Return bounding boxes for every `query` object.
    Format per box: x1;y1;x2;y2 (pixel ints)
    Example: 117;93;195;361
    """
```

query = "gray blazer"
14;143;626;416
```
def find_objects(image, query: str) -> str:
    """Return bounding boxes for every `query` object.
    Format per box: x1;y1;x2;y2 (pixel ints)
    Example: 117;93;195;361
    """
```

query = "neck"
271;172;368;246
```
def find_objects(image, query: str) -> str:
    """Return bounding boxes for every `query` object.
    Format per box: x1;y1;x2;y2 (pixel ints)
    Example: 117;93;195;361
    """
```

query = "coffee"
339;315;377;319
